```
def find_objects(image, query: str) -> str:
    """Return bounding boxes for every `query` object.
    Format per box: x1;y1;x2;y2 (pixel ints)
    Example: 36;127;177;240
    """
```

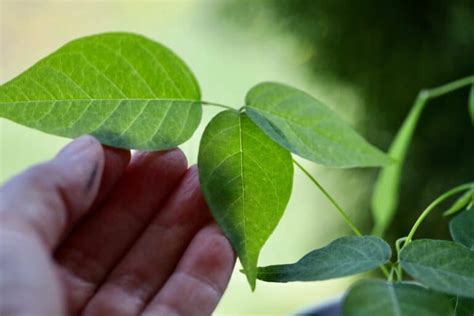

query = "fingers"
142;223;235;316
83;166;212;315
92;145;131;210
0;222;65;315
0;136;130;316
0;135;105;249
56;149;188;312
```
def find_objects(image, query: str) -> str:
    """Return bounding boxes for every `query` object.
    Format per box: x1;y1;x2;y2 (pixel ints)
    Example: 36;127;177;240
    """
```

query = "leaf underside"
0;32;202;150
256;236;390;282
450;208;474;250
245;82;391;168
400;239;474;298
343;279;453;316
198;110;293;290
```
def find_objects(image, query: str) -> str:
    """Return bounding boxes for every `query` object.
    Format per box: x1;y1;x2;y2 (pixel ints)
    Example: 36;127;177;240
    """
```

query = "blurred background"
1;0;473;314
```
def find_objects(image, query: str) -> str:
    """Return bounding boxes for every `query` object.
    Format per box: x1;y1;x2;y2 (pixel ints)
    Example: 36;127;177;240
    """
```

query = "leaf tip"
243;268;257;291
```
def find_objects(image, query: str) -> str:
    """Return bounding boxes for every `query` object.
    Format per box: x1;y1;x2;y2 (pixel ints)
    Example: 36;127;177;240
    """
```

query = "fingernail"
56;135;99;160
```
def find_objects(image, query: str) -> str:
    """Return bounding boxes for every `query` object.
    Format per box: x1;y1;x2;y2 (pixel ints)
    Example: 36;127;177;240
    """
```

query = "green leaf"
450;209;474;250
0;32;201;150
371;95;427;236
256;236;390;282
454;297;474;316
343;279;453;316
443;190;473;216
400;239;474;298
244;82;391;168
469;84;474;124
198;110;293;290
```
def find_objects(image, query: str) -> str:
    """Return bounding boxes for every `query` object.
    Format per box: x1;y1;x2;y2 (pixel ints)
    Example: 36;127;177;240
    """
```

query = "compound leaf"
245;82;391;168
450;209;474;250
400;239;474;298
198;110;293;290
0;32;201;150
256;236;390;282
343;279;453;316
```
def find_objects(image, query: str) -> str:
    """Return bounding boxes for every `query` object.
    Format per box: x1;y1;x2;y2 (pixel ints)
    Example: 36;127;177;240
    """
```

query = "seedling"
1;33;473;315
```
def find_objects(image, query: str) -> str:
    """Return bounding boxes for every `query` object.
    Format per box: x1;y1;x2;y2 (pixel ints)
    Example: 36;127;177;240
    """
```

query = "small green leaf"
371;95;427;236
198;110;293;290
469;84;474;124
454;296;474;316
245;82;391;168
0;32;201;150
450;209;474;250
443;190;473;216
343;279;453;316
400;239;474;298
256;236;390;282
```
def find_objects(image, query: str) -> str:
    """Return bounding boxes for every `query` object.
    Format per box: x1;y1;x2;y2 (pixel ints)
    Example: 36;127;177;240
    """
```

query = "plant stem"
385;77;473;278
293;159;362;236
371;76;474;236
422;75;474;99
201;101;235;111
388;265;395;282
406;76;474;135
395;237;407;281
404;182;474;245
293;159;390;278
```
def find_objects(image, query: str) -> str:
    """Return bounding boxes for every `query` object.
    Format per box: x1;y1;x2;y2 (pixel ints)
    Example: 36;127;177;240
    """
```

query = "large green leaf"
256;236;390;282
454;297;474;316
198;110;293;289
343;279;453;316
450;209;474;250
244;82;391;168
400;239;474;298
371;95;427;236
0;32;201;150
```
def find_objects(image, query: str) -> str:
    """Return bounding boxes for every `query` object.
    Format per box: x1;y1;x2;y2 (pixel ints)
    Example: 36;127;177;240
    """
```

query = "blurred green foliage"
221;0;474;242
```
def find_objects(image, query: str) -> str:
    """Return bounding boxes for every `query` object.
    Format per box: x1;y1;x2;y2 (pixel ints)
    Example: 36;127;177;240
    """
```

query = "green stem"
395;237;407;281
201;100;235;111
404;182;474;245
422;75;474;99
371;76;473;237
294;159;390;278
406;77;474;136
293;159;362;236
380;265;390;279
388;264;395;282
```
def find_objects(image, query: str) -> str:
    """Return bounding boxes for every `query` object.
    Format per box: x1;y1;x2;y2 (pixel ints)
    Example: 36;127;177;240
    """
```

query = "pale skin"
0;135;235;316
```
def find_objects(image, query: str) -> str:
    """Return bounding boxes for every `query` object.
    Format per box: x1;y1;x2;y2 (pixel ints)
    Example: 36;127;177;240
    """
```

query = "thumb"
0;135;105;249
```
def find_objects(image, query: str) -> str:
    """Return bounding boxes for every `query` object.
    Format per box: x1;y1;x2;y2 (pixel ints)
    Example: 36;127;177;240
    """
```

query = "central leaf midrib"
0;98;200;105
251;106;373;157
237;114;249;262
403;260;474;280
257;258;379;276
387;286;403;316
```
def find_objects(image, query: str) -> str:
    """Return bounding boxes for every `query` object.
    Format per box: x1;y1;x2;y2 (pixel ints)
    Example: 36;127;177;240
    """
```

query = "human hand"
0;136;235;316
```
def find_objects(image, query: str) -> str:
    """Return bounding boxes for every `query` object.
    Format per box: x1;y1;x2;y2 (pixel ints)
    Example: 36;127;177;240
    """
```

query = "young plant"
0;32;473;315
